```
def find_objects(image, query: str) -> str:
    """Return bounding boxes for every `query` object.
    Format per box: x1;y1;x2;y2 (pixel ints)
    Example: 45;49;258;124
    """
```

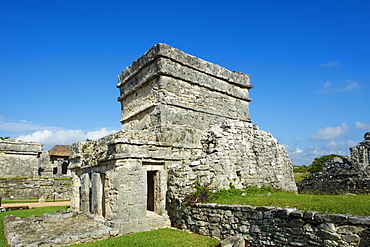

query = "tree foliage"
293;154;346;174
308;154;345;173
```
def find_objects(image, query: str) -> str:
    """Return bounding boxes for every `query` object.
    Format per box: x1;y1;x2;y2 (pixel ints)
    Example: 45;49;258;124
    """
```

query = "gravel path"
2;201;70;208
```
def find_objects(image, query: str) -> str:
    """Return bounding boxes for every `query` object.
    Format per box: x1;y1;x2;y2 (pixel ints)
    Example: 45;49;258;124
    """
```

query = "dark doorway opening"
147;171;157;211
61;162;68;174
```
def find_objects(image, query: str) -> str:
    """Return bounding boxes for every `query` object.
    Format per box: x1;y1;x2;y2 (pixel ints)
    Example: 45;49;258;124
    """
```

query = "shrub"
183;184;218;207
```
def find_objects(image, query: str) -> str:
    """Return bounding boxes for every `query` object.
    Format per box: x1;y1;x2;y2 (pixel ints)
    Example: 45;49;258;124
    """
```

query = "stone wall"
0;177;71;200
0;139;43;177
172;201;370;246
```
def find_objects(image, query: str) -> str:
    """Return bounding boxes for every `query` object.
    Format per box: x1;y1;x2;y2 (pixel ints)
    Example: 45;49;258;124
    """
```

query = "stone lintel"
0;140;42;155
117;43;253;90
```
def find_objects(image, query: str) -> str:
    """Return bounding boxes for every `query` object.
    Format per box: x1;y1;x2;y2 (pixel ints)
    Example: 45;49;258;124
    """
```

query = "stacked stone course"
0;177;71;200
173;202;370;246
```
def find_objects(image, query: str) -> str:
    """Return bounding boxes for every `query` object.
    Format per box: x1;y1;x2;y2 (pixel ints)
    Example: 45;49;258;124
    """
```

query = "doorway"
147;171;157;212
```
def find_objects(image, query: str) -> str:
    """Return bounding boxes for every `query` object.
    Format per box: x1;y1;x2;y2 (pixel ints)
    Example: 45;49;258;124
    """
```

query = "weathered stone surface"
297;132;370;194
0;139;42;177
173;202;370;246
220;236;245;247
0;177;71;200
4;211;119;247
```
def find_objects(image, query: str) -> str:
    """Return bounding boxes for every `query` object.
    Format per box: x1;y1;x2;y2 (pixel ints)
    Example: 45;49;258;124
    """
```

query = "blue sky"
1;0;369;165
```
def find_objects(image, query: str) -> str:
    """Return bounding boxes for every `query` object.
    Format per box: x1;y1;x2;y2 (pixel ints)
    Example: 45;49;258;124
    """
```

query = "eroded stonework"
298;132;370;194
0;139;42;177
69;44;297;234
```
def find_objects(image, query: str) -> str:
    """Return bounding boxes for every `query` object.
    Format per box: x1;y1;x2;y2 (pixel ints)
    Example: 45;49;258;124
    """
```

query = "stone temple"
69;44;297;234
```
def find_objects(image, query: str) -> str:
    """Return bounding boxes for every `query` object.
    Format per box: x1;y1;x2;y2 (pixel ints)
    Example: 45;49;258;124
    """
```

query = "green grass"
68;228;219;247
210;187;370;216
0;207;218;247
294;172;310;182
0;206;68;247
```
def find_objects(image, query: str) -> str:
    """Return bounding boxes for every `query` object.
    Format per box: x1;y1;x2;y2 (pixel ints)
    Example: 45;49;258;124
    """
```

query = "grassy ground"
0;206;68;247
69;228;219;247
210;187;370;216
0;207;219;247
293;172;310;182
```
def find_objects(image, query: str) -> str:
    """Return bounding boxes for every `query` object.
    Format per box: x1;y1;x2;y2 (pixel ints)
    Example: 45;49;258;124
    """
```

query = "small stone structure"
0;139;43;177
173;202;370;246
69;44;297;235
0;140;71;178
0;140;72;200
297;132;370;194
49;145;71;176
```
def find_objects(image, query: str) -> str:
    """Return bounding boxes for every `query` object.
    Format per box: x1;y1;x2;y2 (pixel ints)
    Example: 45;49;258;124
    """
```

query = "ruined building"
297;132;370;194
0;139;43;177
69;44;297;234
0;140;70;178
0;140;71;200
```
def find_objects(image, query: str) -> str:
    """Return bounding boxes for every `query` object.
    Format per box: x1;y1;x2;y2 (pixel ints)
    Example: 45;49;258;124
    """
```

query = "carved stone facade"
69;44;297;234
298;132;370;194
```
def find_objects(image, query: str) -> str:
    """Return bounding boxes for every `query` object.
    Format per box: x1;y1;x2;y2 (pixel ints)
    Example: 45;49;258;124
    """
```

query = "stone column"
91;172;103;217
70;172;81;212
80;173;91;213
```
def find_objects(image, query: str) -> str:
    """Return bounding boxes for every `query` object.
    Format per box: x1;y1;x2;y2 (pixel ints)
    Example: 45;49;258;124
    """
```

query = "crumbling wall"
298;132;370;194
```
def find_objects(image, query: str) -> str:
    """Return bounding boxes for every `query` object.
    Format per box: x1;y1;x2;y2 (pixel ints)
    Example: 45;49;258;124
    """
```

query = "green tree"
292;165;308;173
307;154;345;173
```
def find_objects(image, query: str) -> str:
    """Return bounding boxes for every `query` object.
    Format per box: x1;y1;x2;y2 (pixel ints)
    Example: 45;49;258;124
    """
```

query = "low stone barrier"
0;177;71;200
172;201;370;246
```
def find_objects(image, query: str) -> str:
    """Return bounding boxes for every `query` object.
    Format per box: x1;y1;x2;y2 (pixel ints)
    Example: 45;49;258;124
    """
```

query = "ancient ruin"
297;132;370;194
69;43;297;235
0;139;71;178
0;139;43;177
0;140;71;200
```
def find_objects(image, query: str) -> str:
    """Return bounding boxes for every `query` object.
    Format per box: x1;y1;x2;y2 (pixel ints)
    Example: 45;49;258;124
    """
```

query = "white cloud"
287;142;351;166
355;121;370;131
0;119;59;132
86;128;118;140
17;128;118;150
319;60;342;68
318;80;360;94
311;122;349;141
318;81;332;94
340;81;360;91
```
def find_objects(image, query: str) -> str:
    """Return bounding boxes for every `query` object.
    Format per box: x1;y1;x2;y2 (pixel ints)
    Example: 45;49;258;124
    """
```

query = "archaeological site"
0;140;71;200
298;132;370;194
67;43;296;234
3;44;370;246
